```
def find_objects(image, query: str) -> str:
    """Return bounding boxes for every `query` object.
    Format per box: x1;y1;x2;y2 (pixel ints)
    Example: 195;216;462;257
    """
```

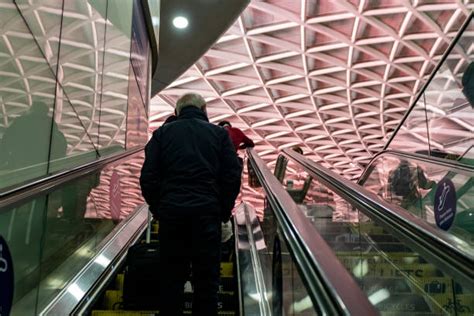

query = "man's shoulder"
150;125;166;140
198;120;227;134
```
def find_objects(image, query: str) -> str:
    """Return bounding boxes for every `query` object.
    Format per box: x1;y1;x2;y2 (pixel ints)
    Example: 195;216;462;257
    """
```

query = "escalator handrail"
234;203;271;316
0;146;143;212
282;148;474;282
358;149;474;185
247;148;378;316
40;204;149;315
383;12;472;151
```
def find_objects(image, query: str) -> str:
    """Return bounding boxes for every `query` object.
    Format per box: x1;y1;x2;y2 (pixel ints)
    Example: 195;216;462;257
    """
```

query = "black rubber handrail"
383;12;472;151
358;149;473;186
0;146;143;212
283;148;474;288
247;148;379;316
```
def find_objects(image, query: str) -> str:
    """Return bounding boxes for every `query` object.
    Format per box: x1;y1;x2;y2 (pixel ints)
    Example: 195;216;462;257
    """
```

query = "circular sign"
0;235;14;316
434;178;456;231
109;171;122;221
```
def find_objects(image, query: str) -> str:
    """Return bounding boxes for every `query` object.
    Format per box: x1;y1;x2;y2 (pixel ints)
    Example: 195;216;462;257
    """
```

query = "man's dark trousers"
159;213;221;316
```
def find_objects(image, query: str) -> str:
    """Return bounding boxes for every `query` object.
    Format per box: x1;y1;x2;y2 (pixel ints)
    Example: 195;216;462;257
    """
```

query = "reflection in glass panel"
0;3;57;190
97;0;134;154
87;152;145;220
276;154;474;315
3;152;145;314
361;153;474;248
256;194;319;315
389;16;473;163
15;0;64;73
56;0;108;151
48;88;98;174
126;66;149;149
388;97;430;156
129;0;150;108
424;18;474;161
279;232;318;316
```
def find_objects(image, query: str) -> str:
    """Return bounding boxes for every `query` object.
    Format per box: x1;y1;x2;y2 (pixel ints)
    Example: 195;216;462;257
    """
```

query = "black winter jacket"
140;106;242;221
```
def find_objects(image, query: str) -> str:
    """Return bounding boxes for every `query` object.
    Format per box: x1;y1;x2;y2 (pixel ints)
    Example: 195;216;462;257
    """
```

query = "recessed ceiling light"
173;16;188;29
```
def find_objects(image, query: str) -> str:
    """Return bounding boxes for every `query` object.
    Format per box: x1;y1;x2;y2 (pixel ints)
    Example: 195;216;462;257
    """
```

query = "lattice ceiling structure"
151;1;473;208
0;1;134;153
152;2;472;160
0;1;144;216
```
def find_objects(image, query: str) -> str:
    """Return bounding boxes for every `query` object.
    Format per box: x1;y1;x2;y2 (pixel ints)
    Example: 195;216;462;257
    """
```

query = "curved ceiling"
151;0;250;93
151;0;473;183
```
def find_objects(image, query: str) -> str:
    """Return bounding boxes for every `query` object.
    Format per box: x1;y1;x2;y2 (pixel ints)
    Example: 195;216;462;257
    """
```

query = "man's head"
292;146;303;155
175;93;206;115
218;121;231;128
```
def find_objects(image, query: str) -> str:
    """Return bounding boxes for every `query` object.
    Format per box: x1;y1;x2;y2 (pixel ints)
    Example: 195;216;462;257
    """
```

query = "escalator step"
91;311;236;315
102;277;236;311
116;274;124;292
430;294;474;315
329;260;440;278
92;312;156;316
220;262;233;278
104;290;123;310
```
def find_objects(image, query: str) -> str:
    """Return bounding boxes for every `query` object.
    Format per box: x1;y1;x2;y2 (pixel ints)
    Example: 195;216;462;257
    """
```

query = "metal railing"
40;205;149;315
358;149;474;186
282;148;474;287
0;146;143;212
234;203;271;316
247;148;378;316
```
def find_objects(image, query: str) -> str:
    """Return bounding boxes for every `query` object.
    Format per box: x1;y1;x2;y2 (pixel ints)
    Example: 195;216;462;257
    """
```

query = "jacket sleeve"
219;131;242;221
140;131;161;209
237;129;255;149
417;167;436;190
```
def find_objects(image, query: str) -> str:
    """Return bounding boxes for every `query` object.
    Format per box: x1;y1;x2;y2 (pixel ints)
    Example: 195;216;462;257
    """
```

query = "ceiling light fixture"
173;16;188;29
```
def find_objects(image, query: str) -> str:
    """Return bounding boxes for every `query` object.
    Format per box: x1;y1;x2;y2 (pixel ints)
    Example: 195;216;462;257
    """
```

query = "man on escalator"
462;61;473;108
388;160;436;217
218;121;254;152
140;93;242;316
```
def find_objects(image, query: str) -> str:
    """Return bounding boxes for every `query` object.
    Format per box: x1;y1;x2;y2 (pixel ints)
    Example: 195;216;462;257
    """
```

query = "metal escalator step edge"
116;274;125;292
220;262;233;277
91;311;237;315
91;311;156;316
104;290;123;310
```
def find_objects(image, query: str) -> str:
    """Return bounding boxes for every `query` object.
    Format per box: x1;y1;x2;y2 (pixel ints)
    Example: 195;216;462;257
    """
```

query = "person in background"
277;146;313;204
0;101;67;172
462;61;473;107
140;93;241;316
217;121;254;259
388;160;436;217
218;120;255;177
218;121;254;152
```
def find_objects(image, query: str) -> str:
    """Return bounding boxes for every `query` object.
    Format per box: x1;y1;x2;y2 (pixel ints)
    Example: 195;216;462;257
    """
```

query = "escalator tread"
91;223;237;315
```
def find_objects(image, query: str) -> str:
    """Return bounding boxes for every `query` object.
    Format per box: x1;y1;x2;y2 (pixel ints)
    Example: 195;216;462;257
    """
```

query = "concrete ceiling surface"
152;0;251;94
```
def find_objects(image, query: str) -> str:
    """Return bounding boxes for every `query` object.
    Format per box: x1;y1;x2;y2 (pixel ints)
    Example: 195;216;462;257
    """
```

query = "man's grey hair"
175;93;206;115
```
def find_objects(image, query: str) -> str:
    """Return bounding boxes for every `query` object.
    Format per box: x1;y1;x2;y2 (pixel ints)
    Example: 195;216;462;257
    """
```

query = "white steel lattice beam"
151;0;472;210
